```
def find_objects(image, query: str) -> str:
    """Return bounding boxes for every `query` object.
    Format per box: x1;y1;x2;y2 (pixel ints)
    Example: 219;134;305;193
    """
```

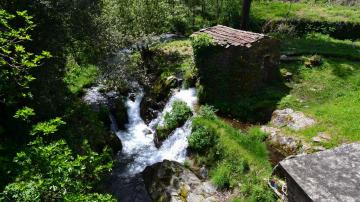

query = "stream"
114;88;198;176
98;87;197;201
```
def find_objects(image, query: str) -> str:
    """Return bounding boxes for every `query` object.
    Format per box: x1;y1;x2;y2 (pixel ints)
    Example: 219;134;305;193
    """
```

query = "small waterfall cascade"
115;88;197;176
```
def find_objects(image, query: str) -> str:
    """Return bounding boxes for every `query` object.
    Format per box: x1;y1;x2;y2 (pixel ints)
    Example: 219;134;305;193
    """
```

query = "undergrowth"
189;106;274;201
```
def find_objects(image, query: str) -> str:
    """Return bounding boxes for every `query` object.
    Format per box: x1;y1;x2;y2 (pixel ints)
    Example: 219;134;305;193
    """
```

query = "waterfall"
116;88;197;176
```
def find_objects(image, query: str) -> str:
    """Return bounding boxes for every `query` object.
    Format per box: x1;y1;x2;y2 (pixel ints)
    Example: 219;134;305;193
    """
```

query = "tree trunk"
240;0;252;30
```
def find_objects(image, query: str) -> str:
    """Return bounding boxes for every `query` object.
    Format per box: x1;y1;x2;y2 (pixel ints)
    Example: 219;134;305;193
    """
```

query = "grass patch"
190;108;274;200
281;33;360;59
252;1;360;23
64;55;98;94
278;58;360;147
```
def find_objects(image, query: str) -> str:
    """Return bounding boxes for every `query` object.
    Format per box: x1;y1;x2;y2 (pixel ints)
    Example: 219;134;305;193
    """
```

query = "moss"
156;101;192;141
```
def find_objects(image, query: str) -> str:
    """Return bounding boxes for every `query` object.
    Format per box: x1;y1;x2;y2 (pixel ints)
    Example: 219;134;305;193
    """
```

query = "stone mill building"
192;25;280;120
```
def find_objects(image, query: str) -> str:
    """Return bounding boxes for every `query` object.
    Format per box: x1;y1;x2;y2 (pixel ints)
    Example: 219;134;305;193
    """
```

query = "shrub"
188;124;217;152
190;33;214;55
1;139;113;201
240;175;275;202
63;55;98;94
64;193;116;202
156;101;192;140
198;105;217;120
248;127;268;142
211;163;232;189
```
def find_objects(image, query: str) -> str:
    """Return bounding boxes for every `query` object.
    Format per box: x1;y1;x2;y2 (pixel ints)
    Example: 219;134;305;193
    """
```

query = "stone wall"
195;37;280;121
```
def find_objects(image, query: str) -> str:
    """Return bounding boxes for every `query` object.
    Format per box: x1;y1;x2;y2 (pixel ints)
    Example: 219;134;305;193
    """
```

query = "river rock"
271;108;316;131
261;126;302;155
142;160;219;202
106;132;122;154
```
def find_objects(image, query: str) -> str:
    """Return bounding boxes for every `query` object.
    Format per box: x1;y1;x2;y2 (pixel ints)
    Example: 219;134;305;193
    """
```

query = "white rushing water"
116;88;198;176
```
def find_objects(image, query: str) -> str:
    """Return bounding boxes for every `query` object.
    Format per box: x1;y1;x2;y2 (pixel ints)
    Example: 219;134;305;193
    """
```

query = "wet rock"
271;108;316;131
106;132;122;154
142;160;219;202
103;174;152;202
140;96;166;124
142;127;153;135
129;93;136;102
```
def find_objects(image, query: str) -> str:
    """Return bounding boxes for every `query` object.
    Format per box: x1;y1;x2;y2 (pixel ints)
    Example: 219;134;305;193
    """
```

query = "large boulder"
142;160;218;202
262;126;302;156
271;108;315;131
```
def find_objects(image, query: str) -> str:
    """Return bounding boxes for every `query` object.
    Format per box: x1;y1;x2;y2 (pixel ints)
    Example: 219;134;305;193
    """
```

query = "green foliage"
190;34;214;55
13;107;35;121
198;105;218;120
64;193;116;202
248;127;268;142
63;55;99;94
278;58;360;147
252;1;360;23
188;124;217;152
157;101;192;140
1;139;113;201
0;9;51;105
152;39;197;88
239;173;275;202
31;118;66;136
191;114;273;199
211;163;232;189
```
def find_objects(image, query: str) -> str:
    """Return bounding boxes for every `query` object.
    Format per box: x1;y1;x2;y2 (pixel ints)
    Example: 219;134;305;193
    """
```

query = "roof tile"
193;25;266;47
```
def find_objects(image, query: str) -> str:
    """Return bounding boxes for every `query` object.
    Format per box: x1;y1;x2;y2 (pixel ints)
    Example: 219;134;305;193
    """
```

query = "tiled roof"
193;25;266;47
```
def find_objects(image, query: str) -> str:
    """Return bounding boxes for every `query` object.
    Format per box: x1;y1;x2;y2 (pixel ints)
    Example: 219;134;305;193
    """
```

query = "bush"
64;193;116;202
156;101;192;140
1;139;113;201
63;55;98;94
198;105;217;120
248;127;268;142
240;174;275;202
211;163;232;189
188;124;217;152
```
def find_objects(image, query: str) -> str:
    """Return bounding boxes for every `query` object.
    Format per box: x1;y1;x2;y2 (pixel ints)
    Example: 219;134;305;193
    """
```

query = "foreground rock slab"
278;142;360;202
142;160;219;202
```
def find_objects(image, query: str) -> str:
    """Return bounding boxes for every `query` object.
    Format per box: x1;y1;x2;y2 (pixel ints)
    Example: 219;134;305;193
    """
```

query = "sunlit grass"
278;58;360;147
252;1;360;23
192;116;274;200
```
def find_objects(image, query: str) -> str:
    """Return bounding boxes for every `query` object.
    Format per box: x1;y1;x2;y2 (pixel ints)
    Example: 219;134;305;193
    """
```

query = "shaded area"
281;33;360;60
